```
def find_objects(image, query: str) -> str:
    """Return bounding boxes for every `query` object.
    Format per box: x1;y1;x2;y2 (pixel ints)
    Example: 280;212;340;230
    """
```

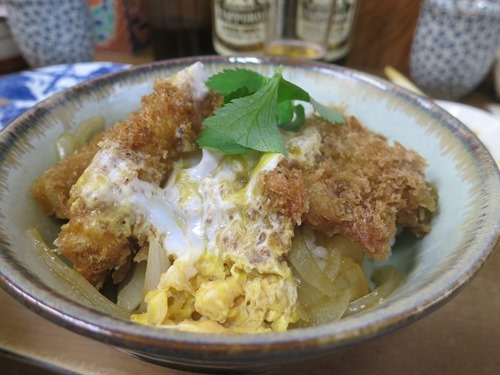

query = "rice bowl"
0;56;498;373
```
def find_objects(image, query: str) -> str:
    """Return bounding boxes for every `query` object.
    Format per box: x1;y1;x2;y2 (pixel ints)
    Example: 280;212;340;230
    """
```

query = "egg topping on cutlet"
73;145;304;332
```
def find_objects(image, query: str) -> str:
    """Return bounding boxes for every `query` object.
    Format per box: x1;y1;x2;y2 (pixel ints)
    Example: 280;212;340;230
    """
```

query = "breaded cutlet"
31;68;437;290
30;132;105;219
292;116;437;260
52;71;222;288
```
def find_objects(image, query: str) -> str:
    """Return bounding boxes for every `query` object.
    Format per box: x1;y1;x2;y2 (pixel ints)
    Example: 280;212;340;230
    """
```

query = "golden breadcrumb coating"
293;116;437;260
259;162;309;225
52;76;222;288
30;132;105;219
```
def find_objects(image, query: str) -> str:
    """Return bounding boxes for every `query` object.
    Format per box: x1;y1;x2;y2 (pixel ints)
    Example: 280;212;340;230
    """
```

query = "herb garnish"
197;66;344;155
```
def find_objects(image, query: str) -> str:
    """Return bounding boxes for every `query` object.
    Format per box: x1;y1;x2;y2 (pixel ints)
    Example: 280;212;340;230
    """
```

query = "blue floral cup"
410;0;500;100
5;0;95;68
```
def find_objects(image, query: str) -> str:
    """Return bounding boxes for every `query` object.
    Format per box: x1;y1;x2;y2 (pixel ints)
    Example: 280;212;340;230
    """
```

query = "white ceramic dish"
0;56;498;373
436;100;500;166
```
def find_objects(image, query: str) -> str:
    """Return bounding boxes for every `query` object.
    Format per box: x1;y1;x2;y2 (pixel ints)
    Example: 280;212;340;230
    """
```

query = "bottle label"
214;0;270;48
328;0;357;45
296;0;333;44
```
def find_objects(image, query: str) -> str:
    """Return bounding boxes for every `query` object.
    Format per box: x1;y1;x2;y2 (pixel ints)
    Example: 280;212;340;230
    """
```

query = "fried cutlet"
30;132;104;219
259;162;308;225
32;63;437;290
51;65;222;288
289;116;437;260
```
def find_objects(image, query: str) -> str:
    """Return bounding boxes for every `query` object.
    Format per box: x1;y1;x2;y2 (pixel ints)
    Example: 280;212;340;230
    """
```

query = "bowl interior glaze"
0;56;498;373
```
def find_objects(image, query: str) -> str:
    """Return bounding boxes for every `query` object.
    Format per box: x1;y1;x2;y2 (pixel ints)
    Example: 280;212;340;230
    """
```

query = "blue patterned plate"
0;62;129;128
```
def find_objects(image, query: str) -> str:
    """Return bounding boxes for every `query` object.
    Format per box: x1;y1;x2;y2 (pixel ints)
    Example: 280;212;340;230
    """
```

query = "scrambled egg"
75;147;298;333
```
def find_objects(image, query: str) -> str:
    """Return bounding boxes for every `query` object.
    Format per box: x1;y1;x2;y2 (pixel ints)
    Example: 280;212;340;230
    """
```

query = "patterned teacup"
5;0;95;68
410;0;500;100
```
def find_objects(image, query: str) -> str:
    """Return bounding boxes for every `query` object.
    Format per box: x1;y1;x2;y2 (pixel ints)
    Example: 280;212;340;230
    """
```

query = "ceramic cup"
409;0;500;100
4;0;95;68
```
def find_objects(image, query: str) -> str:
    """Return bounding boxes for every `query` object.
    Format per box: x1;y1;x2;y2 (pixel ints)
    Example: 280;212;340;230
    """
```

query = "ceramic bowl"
0;56;498;373
495;47;500;98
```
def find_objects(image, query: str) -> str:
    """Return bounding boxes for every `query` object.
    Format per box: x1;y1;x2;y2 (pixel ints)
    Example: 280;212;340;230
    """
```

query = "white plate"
436;100;500;166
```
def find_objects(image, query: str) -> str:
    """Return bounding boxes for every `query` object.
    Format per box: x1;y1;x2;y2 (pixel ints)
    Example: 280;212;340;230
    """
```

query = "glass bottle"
212;0;271;55
265;0;334;60
325;0;359;63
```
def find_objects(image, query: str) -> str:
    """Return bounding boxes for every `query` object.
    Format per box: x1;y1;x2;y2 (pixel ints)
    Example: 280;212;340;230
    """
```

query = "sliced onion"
338;257;369;301
343;265;402;317
289;232;338;297
328;235;364;263
117;261;147;312
290;230;402;325
27;228;129;319
293;288;350;328
301;289;351;326
296;301;309;322
143;236;171;296
55;132;76;160
73;116;105;147
54;116;105;160
295;273;328;308
323;247;342;282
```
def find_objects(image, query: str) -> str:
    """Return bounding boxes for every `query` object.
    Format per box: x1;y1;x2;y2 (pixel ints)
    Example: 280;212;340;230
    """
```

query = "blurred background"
0;0;497;100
